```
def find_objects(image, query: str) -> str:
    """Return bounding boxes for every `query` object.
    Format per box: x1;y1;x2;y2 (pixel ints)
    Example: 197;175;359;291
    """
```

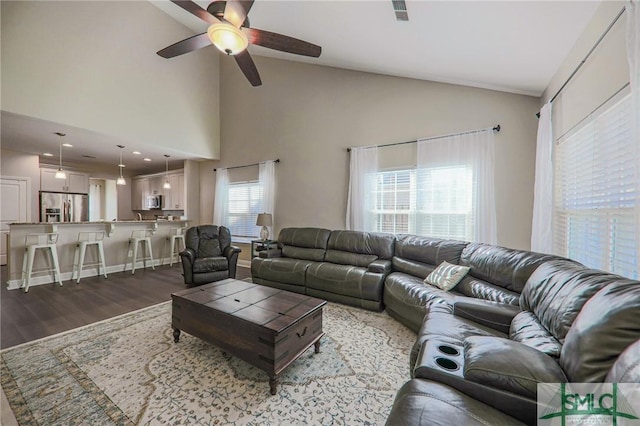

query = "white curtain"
259;160;276;223
213;168;229;225
346;146;378;231
627;0;640;265
531;102;554;253
416;129;497;244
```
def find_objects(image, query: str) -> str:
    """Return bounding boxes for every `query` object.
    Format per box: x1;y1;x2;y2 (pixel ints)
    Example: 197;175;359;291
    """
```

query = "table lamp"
256;213;272;241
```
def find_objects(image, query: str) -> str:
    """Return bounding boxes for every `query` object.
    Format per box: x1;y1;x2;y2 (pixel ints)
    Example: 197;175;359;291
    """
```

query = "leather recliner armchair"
179;225;241;287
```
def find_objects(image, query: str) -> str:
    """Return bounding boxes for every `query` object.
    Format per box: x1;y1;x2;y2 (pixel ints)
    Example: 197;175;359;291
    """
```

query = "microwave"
146;195;163;209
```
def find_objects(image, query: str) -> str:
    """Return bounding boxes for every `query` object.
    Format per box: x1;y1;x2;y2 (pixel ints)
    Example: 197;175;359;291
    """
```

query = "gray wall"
201;56;541;250
541;1;629;136
1;1;221;160
0;150;41;222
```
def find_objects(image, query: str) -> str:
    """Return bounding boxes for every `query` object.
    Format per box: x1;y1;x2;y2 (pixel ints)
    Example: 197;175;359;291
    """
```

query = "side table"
251;239;278;258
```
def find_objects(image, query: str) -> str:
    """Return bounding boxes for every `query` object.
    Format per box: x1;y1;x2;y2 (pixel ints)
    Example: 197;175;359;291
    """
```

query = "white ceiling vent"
392;0;409;21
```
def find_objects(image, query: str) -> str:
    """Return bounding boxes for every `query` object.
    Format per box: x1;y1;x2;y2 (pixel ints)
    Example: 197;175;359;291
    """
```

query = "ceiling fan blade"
223;0;255;28
244;28;321;58
157;33;211;58
234;51;262;87
171;0;218;25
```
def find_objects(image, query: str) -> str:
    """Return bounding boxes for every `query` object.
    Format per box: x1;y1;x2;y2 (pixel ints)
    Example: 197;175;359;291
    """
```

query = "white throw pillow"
424;261;470;291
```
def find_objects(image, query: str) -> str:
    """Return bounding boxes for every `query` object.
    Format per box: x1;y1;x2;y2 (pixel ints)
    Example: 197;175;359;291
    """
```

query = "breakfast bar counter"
6;220;190;290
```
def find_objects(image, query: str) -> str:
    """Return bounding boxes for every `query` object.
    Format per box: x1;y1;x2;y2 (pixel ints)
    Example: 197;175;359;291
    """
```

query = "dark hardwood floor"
0;264;251;349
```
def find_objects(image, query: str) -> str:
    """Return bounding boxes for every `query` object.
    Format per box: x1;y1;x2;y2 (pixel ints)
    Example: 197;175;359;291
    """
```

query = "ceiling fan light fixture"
207;23;248;55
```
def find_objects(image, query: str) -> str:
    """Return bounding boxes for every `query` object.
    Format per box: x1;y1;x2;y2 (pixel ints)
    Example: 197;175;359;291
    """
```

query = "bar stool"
71;231;108;284
164;227;186;267
126;229;155;274
21;233;62;293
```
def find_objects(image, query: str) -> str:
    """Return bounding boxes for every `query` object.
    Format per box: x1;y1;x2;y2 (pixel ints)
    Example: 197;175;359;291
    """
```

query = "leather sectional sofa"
250;227;640;425
252;228;395;310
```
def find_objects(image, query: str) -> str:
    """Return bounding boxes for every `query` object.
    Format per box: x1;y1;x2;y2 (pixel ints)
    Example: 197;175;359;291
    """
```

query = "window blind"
227;181;263;241
553;92;638;279
370;166;474;240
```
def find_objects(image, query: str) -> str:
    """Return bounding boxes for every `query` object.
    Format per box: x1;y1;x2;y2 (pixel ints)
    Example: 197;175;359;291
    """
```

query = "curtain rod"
214;158;280;172
536;6;626;117
346;125;500;152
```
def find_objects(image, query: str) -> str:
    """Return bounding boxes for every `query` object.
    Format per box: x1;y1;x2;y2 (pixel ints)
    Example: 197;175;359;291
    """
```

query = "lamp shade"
256;213;272;227
207;23;248;55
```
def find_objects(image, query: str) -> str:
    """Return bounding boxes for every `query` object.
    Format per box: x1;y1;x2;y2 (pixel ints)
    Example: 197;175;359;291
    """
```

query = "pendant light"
163;155;171;190
116;145;126;186
54;132;67;179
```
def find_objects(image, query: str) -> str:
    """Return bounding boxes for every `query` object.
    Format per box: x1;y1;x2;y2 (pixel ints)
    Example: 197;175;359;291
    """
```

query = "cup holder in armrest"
414;339;465;379
437;345;460;356
435;357;459;371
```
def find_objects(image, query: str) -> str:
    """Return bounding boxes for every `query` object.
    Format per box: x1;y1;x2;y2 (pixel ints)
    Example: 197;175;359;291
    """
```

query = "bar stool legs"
164;228;186;267
126;230;155;274
20;233;62;293
71;231;108;284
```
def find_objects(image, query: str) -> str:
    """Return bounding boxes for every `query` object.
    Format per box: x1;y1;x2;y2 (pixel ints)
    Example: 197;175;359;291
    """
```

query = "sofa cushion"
385;272;458;331
509;311;562;357
306;263;384;301
385;379;527;426
197;237;222;258
426;261;470;291
520;260;615;344
606;339;640;383
463;336;567;399
193;257;228;273
454;276;520;305
460;243;572;294
251;257;315;286
392;235;468;277
560;279;640;382
324;230;395;267
278;227;330;261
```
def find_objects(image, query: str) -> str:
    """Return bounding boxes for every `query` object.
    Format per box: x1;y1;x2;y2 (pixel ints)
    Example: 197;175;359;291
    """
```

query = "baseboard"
5;258;178;291
237;260;251;269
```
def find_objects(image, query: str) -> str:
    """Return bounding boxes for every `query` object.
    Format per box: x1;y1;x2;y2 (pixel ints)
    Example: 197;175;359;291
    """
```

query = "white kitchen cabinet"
133;169;184;211
41;169;89;193
148;176;164;196
131;178;149;211
164;173;184;210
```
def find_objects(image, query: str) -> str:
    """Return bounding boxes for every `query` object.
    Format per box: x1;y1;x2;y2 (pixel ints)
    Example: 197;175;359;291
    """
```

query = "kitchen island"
6;220;190;290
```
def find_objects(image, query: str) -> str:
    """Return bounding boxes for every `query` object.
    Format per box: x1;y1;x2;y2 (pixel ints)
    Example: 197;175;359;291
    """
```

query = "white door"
1;177;30;265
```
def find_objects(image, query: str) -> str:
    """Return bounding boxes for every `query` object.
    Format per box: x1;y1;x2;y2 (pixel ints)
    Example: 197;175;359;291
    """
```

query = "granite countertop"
11;219;190;226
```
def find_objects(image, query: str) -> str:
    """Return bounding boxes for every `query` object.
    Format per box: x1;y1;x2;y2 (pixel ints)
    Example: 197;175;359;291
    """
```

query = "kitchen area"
2;159;198;291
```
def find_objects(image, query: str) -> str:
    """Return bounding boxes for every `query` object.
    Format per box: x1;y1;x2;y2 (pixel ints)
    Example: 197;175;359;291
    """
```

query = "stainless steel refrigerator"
40;192;89;223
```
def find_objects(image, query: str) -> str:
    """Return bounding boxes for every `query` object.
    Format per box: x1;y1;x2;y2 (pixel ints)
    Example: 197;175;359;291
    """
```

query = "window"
372;170;413;234
416;165;473;240
227;181;263;241
553;92;638;279
371;166;474;240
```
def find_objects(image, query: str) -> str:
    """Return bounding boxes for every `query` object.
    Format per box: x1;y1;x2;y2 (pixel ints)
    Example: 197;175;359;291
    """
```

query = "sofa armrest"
368;259;391;274
179;247;196;265
259;248;282;258
412;338;541;424
179;248;196;285
223;245;242;259
463;336;567;399
453;297;521;334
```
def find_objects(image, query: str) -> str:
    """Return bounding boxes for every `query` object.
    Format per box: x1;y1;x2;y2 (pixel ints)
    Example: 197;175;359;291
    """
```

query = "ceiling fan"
157;0;322;87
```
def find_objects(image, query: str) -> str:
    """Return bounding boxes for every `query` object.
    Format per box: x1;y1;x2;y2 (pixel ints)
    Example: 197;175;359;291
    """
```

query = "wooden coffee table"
171;278;327;395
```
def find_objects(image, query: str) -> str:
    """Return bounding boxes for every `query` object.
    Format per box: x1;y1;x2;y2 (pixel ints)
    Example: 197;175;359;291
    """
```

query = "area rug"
1;301;416;425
